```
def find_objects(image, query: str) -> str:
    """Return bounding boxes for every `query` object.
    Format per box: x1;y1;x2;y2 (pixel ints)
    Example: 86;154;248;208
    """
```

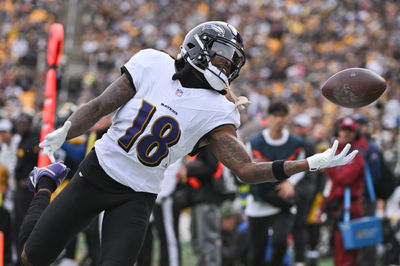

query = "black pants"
248;211;295;266
293;190;314;262
24;151;156;266
136;222;153;266
64;216;100;265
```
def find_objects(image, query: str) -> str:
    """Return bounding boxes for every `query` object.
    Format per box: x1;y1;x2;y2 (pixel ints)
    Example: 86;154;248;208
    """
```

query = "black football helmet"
180;21;246;93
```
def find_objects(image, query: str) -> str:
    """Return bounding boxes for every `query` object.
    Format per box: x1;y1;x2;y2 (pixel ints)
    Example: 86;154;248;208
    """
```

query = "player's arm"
209;125;308;184
39;74;135;161
66;73;135;140
209;124;358;184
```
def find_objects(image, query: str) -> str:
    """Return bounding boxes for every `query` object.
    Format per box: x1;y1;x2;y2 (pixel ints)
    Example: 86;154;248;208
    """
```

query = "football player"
19;21;357;266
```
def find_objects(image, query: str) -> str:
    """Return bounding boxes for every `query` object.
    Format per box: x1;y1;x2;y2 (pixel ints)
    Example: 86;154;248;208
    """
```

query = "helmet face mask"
209;40;245;79
180;21;246;93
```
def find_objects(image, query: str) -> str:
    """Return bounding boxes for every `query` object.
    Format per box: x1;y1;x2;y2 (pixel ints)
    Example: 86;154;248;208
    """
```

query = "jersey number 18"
118;100;181;167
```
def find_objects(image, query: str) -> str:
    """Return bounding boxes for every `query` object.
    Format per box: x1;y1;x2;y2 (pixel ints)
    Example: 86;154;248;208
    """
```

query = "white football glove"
39;121;71;163
306;140;358;171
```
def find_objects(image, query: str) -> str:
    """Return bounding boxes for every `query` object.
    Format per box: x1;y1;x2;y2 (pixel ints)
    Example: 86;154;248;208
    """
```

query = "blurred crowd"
1;0;400;265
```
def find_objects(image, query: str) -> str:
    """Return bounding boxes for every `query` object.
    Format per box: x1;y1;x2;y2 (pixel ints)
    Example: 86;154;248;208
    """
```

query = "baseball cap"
0;119;12;132
221;200;241;219
339;117;358;131
293;114;312;127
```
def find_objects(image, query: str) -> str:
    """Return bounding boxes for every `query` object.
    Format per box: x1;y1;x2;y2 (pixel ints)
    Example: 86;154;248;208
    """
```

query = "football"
321;68;386;108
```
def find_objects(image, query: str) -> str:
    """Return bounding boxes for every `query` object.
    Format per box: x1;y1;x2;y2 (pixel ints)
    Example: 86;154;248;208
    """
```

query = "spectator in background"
0;119;16;266
14;112;40;265
0;119;19;182
380;185;400;266
291;114;317;266
324;118;367;266
152;159;183;266
221;199;249;266
312;124;331;153
0;118;20;211
245;101;305;266
176;146;226;266
305;123;331;266
2;1;400;141
353;113;382;266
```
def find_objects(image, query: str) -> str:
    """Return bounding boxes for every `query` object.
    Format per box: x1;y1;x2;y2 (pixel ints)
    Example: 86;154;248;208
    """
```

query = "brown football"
321;68;386;108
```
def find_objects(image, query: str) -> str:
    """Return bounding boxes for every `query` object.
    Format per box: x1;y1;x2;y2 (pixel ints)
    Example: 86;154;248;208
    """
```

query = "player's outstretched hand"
39;121;71;162
306;140;358;171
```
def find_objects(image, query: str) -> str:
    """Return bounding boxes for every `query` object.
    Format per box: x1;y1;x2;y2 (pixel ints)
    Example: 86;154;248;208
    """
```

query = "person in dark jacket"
353;113;382;266
245;101;305;266
291;114;318;266
14;112;40;265
176;146;226;266
221;200;249;266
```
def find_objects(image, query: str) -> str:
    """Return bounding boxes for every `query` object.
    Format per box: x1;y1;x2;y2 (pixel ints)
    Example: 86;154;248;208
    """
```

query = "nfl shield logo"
175;88;183;97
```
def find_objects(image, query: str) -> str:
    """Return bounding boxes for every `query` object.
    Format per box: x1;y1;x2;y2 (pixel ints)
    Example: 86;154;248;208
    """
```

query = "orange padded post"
0;231;4;266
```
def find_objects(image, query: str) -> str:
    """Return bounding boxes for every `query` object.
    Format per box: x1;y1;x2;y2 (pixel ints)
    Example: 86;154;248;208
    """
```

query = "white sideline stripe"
162;197;179;266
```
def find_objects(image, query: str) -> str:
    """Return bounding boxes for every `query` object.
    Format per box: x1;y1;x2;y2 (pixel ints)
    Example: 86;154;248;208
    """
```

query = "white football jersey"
95;49;240;193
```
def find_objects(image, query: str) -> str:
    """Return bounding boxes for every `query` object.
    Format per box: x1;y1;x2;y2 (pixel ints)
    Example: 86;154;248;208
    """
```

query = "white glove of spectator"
306;140;358;171
39;121;71;163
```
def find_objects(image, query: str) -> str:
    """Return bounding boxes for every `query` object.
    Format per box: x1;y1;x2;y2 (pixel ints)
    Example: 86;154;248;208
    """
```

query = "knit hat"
221;200;241;218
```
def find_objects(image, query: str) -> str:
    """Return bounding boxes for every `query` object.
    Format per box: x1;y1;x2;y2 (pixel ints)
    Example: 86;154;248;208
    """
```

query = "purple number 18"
118;100;181;167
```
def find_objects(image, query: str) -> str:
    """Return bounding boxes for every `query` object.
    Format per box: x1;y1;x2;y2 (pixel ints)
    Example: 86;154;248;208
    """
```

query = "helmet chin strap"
204;65;252;110
225;85;251;111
